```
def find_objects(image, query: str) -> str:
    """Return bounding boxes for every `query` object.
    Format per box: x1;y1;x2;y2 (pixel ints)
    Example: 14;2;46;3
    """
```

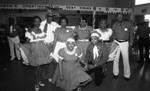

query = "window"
144;14;150;27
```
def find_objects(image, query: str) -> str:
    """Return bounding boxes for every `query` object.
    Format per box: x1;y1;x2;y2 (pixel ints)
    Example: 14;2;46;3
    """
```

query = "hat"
91;32;101;38
45;12;55;17
66;37;75;43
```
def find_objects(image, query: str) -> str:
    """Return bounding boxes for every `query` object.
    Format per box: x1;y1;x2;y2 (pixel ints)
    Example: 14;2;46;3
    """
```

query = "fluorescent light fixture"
135;0;150;5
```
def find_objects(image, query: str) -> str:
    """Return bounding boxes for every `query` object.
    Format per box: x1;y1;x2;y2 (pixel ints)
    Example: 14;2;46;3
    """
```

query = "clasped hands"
83;64;97;71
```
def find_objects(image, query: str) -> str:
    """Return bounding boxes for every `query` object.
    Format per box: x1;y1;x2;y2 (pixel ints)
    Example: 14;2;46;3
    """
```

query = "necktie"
93;45;99;60
10;25;13;33
43;23;48;33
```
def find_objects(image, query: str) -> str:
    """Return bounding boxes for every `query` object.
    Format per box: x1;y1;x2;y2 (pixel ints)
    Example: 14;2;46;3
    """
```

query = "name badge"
75;53;78;56
124;28;128;31
66;30;69;32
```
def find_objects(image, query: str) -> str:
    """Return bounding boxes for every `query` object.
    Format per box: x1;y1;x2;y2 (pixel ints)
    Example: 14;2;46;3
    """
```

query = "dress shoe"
39;82;45;87
124;77;130;81
10;57;15;61
35;85;39;91
113;75;118;79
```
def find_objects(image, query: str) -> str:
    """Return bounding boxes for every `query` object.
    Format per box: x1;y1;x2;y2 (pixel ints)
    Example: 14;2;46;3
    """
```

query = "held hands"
87;64;96;70
83;65;88;71
59;75;63;80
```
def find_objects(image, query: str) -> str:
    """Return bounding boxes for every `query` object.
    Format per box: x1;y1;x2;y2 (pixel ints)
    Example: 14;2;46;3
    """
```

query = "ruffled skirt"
52;61;91;91
20;42;52;66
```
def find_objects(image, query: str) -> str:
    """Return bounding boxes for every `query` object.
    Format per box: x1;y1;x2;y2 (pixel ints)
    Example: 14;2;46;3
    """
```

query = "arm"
74;27;78;40
58;58;63;76
111;23;116;40
16;25;23;37
52;32;58;52
108;28;114;41
36;32;46;39
128;22;134;45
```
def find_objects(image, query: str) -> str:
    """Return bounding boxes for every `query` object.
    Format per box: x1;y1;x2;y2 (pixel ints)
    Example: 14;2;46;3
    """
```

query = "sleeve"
25;31;33;39
54;28;59;36
85;45;92;64
58;49;64;59
128;22;134;45
53;22;60;32
16;25;23;37
112;23;117;39
109;28;113;36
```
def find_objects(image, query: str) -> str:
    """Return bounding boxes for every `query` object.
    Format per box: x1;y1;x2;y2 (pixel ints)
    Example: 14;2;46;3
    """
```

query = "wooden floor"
0;44;150;91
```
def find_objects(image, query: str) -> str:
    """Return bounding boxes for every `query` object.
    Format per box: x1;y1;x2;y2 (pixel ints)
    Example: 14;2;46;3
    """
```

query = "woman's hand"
59;75;63;80
83;64;88;71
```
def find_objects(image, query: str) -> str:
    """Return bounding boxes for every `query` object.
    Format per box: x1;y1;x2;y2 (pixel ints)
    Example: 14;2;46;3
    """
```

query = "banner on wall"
0;4;132;14
96;7;132;14
0;4;48;10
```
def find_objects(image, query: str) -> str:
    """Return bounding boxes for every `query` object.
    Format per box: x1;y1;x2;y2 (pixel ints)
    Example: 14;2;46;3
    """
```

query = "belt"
115;39;128;43
102;40;111;43
78;39;89;42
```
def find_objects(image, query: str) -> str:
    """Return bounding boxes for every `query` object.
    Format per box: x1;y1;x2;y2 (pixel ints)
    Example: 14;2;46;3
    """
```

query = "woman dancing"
19;16;52;91
52;37;91;91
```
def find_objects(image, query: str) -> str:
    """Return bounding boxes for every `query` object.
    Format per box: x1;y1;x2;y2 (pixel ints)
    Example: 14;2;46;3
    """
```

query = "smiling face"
91;36;99;45
34;18;41;27
79;20;87;27
66;41;76;51
61;19;67;27
100;19;107;29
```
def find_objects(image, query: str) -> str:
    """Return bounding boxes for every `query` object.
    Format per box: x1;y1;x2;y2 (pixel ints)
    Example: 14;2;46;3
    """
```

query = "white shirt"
40;20;60;43
94;28;113;41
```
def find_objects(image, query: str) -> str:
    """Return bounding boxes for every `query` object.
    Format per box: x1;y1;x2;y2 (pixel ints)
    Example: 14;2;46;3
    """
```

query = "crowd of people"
5;12;150;91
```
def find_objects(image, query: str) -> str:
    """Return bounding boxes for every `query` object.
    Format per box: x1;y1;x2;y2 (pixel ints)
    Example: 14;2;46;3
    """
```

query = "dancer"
39;12;60;80
74;16;93;60
52;16;75;62
85;32;108;86
19;16;52;91
52;37;91;91
94;19;119;62
112;13;134;81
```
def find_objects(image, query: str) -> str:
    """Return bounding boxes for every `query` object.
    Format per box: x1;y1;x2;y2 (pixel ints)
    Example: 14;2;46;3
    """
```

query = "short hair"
99;19;107;24
79;16;87;23
8;17;15;23
33;16;42;22
59;16;68;25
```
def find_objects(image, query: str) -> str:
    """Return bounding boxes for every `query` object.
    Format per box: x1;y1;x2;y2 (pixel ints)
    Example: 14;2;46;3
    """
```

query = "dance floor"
0;44;150;91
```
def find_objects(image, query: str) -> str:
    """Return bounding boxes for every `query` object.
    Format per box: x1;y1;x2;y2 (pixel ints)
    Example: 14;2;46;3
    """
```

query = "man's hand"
59;75;63;80
88;64;95;70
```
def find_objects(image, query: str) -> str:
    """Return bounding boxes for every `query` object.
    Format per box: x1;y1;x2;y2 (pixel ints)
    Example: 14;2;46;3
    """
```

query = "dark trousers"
138;37;149;62
47;60;57;79
35;66;42;85
87;65;104;86
42;59;57;79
